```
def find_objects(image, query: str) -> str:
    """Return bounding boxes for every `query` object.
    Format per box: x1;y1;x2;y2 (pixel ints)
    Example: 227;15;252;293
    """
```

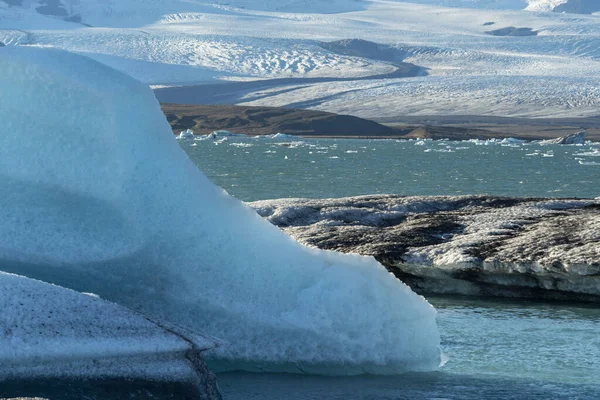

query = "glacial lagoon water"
180;137;600;399
181;137;600;202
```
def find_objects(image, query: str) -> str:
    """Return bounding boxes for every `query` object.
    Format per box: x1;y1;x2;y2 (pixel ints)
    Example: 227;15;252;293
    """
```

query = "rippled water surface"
181;137;600;201
181;138;600;399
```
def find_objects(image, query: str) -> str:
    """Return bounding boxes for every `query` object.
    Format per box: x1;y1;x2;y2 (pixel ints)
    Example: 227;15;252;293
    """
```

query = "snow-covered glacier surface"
0;47;441;375
1;0;600;119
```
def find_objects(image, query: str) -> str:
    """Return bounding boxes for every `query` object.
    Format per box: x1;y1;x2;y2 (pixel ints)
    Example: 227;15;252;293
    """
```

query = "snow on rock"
0;47;440;375
0;272;220;396
250;195;600;302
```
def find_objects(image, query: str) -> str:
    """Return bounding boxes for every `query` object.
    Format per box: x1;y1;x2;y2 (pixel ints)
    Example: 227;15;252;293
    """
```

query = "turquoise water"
180;138;600;399
180;138;600;201
217;297;600;399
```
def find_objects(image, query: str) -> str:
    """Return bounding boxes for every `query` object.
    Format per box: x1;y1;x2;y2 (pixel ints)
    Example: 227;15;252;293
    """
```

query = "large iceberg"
0;47;440;374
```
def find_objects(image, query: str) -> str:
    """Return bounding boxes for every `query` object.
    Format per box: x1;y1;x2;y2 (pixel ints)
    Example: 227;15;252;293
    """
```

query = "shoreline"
161;103;600;142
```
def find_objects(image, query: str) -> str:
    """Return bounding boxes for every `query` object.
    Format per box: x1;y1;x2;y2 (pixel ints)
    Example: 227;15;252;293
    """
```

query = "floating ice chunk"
177;129;195;140
213;130;246;137
500;137;526;144
266;132;299;139
0;47;441;375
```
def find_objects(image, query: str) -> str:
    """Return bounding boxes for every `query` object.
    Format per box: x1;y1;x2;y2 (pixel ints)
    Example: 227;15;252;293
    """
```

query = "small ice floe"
190;143;197;147
414;140;426;146
266;132;298;139
176;129;194;140
197;130;246;141
501;137;526;144
214;137;228;144
542;151;554;157
346;150;358;153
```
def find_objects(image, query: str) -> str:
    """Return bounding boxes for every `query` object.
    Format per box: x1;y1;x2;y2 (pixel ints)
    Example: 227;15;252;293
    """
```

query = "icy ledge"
0;47;440;375
250;195;600;302
0;272;221;399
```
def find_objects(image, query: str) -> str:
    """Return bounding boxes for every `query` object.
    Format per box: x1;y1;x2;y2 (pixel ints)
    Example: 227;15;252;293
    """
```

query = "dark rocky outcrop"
486;27;538;37
249;195;600;302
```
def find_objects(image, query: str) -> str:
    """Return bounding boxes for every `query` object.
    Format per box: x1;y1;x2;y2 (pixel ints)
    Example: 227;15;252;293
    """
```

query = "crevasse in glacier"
0;46;440;374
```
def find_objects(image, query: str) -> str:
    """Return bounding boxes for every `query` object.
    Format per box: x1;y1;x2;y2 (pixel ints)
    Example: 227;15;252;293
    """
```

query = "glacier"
2;0;600;120
0;46;441;375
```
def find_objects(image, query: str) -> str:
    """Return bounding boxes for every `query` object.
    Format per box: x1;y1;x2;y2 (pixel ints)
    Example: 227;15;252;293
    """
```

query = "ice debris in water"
177;128;195;140
0;47;441;375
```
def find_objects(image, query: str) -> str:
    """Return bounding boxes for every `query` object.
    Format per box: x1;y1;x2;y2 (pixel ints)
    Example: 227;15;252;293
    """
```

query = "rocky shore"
249;195;600;302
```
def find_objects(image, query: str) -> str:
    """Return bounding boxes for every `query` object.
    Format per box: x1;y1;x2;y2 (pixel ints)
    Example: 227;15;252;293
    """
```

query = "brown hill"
161;104;408;137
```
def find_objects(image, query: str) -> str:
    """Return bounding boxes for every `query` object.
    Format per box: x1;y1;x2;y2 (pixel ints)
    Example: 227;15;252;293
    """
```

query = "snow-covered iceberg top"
0;47;440;375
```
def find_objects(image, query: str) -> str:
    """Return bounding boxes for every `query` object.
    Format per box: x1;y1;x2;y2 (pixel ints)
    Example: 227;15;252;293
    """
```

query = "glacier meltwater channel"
0;47;440;375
